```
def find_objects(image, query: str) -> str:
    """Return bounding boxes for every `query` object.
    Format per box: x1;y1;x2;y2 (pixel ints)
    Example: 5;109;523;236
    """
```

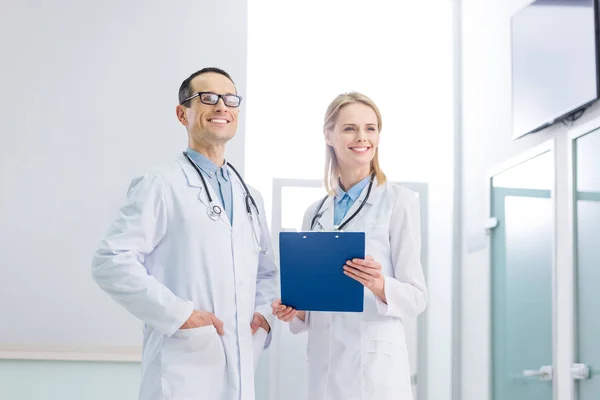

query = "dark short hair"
178;67;236;106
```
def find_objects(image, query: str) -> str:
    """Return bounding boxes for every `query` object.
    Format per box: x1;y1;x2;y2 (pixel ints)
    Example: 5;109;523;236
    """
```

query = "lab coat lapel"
320;177;382;231
338;177;378;230
314;196;335;231
231;175;247;233
178;155;231;230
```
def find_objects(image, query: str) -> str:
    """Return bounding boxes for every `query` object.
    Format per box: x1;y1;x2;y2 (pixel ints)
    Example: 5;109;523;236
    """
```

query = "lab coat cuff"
163;299;195;337
254;306;275;332
263;329;273;349
255;306;275;343
375;276;392;316
289;315;308;334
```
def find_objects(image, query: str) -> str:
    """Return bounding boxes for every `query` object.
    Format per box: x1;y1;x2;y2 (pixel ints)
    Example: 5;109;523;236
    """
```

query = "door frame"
567;116;600;400
486;139;557;400
267;177;429;400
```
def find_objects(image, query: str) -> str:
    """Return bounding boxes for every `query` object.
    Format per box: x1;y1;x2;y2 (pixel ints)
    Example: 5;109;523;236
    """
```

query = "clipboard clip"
314;226;344;233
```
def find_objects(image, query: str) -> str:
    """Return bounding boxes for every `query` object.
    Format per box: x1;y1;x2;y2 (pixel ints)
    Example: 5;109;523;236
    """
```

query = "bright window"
247;0;455;228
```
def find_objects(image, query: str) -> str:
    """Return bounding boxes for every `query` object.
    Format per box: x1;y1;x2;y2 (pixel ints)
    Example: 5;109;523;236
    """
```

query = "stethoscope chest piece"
207;203;222;220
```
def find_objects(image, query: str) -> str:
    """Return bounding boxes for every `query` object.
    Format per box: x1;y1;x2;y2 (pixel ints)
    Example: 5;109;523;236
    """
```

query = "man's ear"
175;105;187;126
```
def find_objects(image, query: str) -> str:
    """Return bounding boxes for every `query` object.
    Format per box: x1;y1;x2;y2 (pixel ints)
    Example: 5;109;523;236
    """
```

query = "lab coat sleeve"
91;173;194;337
251;189;280;349
375;190;428;319
289;312;310;334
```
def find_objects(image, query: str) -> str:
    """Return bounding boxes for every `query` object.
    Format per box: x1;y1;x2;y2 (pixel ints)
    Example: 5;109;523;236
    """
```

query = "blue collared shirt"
186;148;233;223
333;175;371;226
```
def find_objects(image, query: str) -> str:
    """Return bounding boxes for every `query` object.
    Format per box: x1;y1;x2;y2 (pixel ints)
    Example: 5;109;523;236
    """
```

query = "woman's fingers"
343;268;370;286
275;306;293;316
271;299;287;313
280;309;298;322
346;258;381;270
344;256;383;289
272;303;298;321
271;299;281;310
344;263;381;279
344;265;378;282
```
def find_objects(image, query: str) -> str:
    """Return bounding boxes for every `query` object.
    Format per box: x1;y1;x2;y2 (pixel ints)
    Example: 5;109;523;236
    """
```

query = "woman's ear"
324;129;333;146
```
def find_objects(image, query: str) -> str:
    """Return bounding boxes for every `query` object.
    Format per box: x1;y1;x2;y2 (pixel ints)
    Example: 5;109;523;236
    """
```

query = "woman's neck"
339;166;371;192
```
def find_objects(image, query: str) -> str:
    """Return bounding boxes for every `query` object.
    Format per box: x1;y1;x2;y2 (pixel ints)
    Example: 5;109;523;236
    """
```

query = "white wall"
459;1;600;399
0;0;247;398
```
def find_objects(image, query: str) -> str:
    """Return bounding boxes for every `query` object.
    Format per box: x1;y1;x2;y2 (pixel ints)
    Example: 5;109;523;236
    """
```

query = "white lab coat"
289;180;427;400
92;154;279;400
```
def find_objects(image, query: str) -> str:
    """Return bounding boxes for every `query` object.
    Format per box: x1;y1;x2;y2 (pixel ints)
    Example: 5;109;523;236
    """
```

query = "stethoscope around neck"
310;173;375;231
183;151;267;254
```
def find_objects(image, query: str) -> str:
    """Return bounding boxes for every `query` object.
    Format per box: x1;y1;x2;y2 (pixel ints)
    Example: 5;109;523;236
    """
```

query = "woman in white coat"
272;92;428;400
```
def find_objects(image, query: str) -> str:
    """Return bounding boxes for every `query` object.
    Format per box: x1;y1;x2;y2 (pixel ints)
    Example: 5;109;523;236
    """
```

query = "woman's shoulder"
378;182;420;213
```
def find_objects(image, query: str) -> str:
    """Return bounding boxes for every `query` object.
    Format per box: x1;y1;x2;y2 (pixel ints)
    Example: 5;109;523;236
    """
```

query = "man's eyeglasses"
181;92;242;108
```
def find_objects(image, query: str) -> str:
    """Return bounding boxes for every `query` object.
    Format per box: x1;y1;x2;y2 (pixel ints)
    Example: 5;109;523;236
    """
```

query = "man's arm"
91;173;193;336
250;190;279;345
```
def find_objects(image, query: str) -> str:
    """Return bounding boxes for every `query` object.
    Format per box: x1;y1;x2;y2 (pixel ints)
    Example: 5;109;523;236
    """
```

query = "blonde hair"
323;92;387;194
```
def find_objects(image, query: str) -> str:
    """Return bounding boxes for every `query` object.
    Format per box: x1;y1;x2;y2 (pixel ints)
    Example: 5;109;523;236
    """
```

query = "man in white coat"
92;67;278;400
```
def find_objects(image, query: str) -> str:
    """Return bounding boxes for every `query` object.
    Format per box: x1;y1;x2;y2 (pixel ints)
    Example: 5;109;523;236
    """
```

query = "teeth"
209;119;228;124
351;147;368;152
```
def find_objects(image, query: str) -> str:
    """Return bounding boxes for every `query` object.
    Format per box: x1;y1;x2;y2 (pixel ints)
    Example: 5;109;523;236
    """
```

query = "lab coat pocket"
360;320;411;390
161;325;226;399
362;339;406;386
252;327;268;370
171;324;214;338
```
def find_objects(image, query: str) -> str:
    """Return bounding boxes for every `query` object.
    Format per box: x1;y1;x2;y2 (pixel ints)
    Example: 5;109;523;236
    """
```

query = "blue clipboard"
279;231;365;312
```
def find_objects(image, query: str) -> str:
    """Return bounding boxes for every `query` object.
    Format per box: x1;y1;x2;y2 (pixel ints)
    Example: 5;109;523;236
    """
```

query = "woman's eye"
367;127;377;131
344;126;355;132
